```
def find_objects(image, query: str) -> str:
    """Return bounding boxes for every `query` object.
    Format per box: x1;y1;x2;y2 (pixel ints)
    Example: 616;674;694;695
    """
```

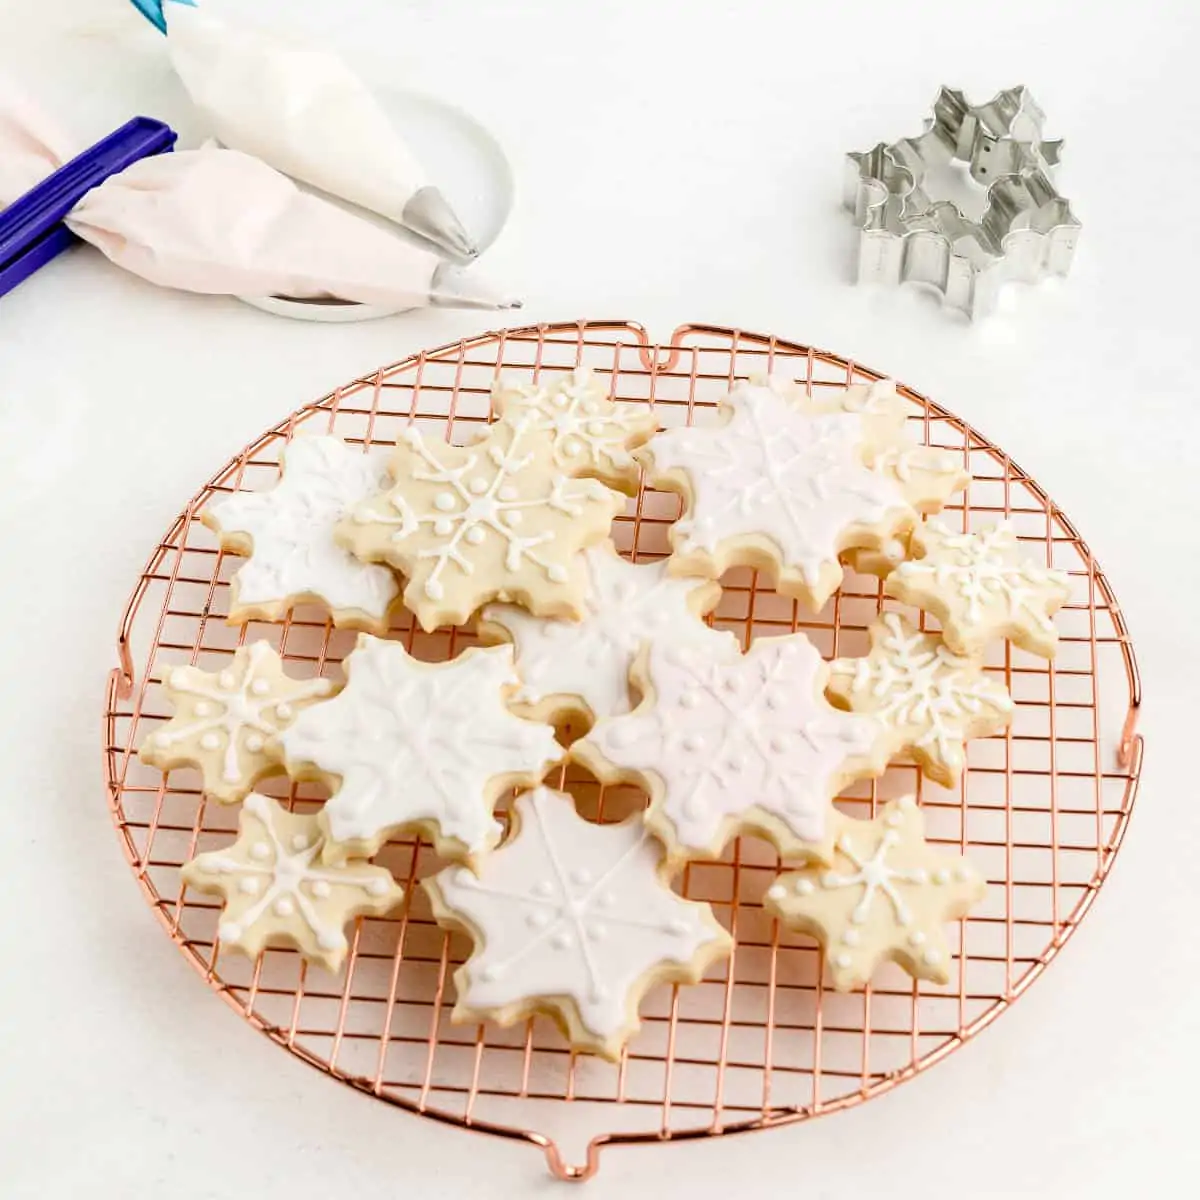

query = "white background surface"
1;0;1197;1195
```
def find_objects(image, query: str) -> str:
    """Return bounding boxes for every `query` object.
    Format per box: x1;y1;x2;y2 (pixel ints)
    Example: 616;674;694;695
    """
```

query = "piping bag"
0;85;517;309
160;0;480;262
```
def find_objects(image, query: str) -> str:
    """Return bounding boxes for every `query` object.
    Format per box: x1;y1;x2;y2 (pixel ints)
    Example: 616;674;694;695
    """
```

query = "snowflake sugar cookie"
183;793;403;971
491;366;657;495
764;796;985;990
204;435;400;633
340;414;625;631
827;613;1013;786
574;632;888;862
138;641;336;804
425;786;731;1060
639;376;914;610
279;635;561;863
479;543;733;725
886;520;1071;658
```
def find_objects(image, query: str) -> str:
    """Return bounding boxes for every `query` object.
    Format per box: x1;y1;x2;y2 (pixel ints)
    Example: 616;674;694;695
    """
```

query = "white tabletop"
2;0;1196;1195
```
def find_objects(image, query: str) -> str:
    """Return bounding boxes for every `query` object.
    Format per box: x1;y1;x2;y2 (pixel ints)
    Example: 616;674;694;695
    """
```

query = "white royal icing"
833;612;1013;773
582;633;882;854
493;366;651;477
897;520;1070;631
153;642;333;784
355;415;611;602
208;435;398;620
431;787;727;1039
819;824;933;929
645;378;905;584
193;793;398;955
483;545;734;719
278;636;560;855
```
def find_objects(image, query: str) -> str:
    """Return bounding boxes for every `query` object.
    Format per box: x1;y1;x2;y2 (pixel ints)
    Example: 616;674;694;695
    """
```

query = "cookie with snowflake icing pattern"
491;366;657;495
183;793;403;971
279;635;561;864
478;542;734;727
204;435;401;634
638;376;916;610
886;520;1071;659
573;632;889;863
425;786;731;1060
764;796;985;991
827;613;1013;787
138;641;336;804
339;413;625;631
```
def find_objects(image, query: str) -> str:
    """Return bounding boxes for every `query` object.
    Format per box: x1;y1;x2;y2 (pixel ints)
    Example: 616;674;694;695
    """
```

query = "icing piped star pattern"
827;612;1014;787
639;376;912;609
574;632;888;862
183;793;403;972
425;787;731;1060
204;435;399;632
491;366;657;495
480;543;733;723
138;641;335;804
279;635;561;863
886;520;1071;658
764;796;986;991
340;414;625;631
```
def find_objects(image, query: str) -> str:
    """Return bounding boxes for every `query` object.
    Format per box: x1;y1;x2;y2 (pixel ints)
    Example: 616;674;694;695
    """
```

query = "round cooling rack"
103;321;1143;1182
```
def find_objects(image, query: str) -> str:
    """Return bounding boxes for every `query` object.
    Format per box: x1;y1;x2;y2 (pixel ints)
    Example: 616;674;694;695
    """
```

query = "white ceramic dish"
238;86;514;323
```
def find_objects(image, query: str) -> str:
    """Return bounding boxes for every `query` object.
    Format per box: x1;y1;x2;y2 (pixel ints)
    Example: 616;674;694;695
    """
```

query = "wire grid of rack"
102;321;1142;1181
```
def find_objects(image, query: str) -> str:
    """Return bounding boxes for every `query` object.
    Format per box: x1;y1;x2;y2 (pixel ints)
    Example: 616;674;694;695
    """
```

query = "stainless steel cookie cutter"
844;87;1081;319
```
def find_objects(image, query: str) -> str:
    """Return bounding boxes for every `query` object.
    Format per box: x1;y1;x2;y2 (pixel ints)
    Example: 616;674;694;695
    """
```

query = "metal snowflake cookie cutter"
843;86;1082;319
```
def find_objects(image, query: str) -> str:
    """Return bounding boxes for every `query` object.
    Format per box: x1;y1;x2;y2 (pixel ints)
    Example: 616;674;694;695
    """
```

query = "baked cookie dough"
183;792;404;972
764;795;985;990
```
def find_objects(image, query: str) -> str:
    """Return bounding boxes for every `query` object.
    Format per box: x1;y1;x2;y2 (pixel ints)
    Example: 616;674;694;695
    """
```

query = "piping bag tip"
430;262;522;311
402;185;479;261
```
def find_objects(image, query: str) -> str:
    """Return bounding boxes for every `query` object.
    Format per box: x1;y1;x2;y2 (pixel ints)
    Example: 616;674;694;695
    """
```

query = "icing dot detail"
434;493;456;512
250;842;271;861
310;880;331;898
274;897;295;917
200;732;220;751
239;877;261;895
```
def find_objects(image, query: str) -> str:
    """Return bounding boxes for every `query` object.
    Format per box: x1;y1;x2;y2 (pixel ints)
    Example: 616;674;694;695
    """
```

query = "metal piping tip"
430;263;522;311
402;186;479;262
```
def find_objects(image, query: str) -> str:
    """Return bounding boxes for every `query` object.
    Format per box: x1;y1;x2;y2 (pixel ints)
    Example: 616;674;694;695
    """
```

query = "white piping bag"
163;1;479;261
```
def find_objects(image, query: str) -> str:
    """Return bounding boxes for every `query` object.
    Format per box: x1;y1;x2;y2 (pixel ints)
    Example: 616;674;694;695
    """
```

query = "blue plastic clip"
0;115;177;298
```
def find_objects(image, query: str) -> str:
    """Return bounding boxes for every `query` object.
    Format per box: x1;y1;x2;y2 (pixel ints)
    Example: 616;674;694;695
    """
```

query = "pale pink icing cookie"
573;632;889;862
425;786;731;1060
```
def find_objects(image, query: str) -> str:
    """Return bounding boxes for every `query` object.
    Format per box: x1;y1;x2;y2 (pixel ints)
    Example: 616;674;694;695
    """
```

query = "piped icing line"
885;519;1071;658
203;434;400;632
480;542;734;724
764;795;986;991
637;375;915;609
182;792;404;972
491;366;657;494
278;635;561;863
572;631;890;863
339;414;625;631
425;786;731;1060
138;640;336;805
827;612;1013;787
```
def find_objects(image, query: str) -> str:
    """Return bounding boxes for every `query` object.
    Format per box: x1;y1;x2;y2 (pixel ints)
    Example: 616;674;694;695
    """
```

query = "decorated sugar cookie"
886;520;1071;658
638;376;914;610
827;613;1013;787
868;442;969;514
339;414;625;631
479;542;733;725
491;366;657;495
764;796;986;991
204;435;400;633
138;641;336;804
573;632;888;862
279;635;560;863
183;793;403;972
425;787;731;1060
796;376;910;444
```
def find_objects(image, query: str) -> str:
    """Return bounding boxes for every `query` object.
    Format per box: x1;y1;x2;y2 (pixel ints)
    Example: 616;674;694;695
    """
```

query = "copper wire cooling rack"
102;321;1142;1181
